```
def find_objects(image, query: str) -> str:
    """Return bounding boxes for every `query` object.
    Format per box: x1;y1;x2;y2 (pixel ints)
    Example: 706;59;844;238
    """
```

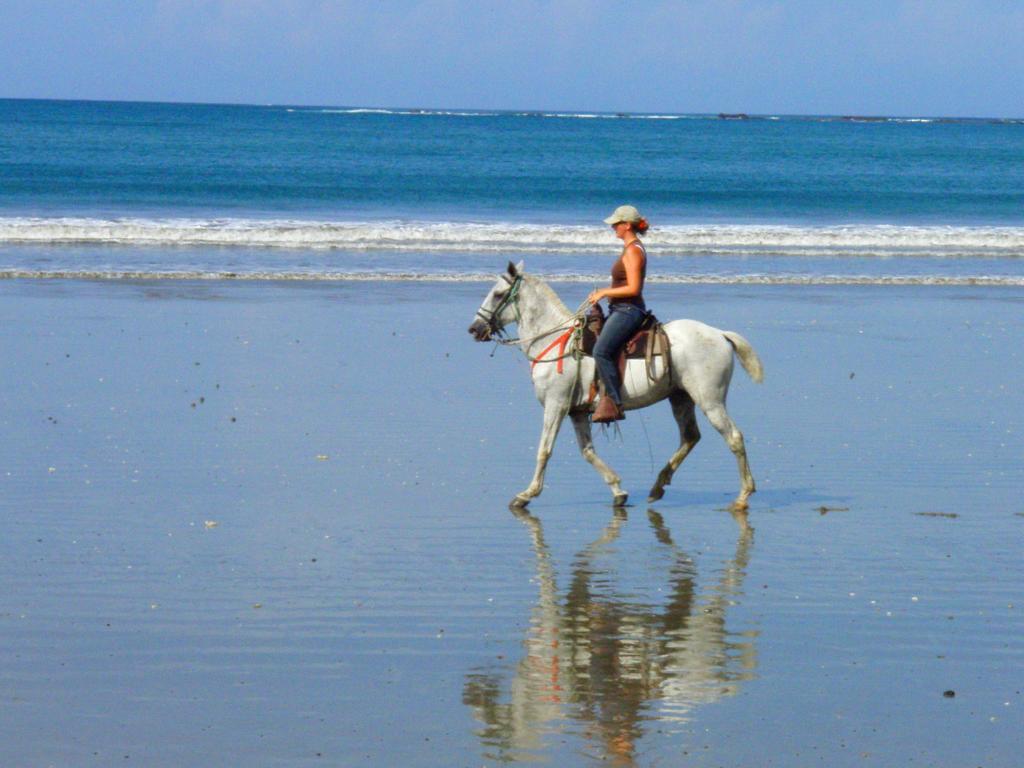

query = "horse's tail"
723;331;764;384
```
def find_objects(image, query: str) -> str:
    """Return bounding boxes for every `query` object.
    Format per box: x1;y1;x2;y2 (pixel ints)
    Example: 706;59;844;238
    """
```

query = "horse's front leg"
511;402;568;508
570;412;628;506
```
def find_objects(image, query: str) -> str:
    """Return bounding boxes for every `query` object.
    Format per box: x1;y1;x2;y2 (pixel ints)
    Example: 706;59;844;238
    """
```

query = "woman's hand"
587;289;605;305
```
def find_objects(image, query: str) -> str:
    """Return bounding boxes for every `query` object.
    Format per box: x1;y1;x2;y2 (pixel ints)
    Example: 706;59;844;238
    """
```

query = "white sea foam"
329;108;397;115
297;108;699;121
2;269;1022;286
304;107;684;120
2;217;1024;258
307;107;496;117
283;108;1024;124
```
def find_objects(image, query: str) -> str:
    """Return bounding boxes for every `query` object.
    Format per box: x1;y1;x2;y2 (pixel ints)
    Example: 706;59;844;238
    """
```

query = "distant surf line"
3;270;1022;287
283;106;1024;125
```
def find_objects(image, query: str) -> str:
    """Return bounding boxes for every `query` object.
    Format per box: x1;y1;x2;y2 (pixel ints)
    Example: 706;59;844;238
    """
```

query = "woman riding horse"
587;204;650;423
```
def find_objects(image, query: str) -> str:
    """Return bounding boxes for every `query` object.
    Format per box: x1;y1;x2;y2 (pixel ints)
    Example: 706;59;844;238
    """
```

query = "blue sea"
1;98;1023;284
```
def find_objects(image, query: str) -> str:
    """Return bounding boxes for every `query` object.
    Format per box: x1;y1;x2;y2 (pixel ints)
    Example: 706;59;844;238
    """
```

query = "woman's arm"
587;243;645;304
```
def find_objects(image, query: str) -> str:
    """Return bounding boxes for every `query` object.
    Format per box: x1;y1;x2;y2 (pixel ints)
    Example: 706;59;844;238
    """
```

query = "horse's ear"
514;260;525;275
507;261;518;277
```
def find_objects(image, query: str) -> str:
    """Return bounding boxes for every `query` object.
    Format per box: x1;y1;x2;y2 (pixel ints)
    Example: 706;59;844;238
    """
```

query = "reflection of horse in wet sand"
463;509;757;765
468;263;764;510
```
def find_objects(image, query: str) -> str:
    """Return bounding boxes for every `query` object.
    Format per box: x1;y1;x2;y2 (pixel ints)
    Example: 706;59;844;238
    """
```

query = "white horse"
468;261;764;510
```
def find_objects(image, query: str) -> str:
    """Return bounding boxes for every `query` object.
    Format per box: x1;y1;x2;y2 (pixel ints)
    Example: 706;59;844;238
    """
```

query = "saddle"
581;304;671;400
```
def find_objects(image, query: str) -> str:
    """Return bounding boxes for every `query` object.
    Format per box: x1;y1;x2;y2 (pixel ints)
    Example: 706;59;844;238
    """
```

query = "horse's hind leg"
648;390;701;503
702;402;756;510
570;412;628;506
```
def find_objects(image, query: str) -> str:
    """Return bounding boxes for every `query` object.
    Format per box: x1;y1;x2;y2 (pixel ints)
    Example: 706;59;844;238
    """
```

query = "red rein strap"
531;329;574;374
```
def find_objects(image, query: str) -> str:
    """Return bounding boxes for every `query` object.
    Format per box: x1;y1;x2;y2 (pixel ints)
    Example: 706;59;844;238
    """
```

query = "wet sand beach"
1;279;1022;766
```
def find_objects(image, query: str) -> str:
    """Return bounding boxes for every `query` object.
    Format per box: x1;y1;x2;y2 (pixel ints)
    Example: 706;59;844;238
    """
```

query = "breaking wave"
291;107;691;119
3;217;1024;259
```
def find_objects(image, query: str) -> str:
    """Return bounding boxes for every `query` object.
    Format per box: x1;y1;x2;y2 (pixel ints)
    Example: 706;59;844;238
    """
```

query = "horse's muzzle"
468;320;492;342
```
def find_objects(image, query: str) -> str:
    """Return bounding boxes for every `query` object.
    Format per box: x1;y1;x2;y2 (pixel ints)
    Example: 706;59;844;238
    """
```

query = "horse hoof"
613;493;629;508
647;487;664;503
509;495;531;509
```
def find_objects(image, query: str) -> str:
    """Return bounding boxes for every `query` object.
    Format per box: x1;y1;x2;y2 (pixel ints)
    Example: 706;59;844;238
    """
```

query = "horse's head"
468;260;525;342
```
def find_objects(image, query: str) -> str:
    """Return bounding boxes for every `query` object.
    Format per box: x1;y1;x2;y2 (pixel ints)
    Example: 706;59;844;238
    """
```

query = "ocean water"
1;98;1023;284
3;98;1023;765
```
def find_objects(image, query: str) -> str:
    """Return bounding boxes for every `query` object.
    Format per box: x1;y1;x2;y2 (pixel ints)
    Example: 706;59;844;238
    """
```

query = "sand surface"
1;279;1022;766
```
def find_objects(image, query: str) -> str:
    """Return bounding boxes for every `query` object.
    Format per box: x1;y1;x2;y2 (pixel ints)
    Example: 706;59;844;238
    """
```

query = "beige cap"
603;204;643;225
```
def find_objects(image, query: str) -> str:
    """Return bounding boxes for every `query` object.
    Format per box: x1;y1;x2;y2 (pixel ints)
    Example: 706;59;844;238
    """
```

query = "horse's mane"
523;273;573;319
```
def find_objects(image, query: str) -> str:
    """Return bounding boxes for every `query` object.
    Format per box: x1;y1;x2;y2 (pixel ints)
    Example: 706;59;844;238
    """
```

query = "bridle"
474;273;522;339
475;272;593;371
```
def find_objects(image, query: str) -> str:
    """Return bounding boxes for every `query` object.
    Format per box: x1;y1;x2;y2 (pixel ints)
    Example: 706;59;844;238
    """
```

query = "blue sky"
2;0;1022;117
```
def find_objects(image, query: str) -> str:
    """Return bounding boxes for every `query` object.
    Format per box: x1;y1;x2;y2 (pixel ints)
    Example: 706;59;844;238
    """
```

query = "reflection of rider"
587;205;649;423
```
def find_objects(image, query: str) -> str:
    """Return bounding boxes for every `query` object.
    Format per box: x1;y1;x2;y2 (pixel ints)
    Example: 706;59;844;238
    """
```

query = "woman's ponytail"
634;217;650;235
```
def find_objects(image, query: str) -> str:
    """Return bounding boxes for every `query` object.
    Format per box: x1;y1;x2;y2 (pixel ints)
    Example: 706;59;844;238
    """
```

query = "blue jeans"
593;303;647;406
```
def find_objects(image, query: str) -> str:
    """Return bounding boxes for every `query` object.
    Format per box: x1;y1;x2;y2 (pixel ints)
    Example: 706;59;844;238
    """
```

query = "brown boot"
592;396;624;424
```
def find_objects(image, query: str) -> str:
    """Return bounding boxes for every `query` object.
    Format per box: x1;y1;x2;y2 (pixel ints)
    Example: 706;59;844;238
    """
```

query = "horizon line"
1;96;1022;123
